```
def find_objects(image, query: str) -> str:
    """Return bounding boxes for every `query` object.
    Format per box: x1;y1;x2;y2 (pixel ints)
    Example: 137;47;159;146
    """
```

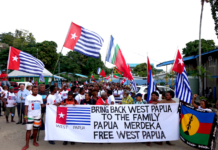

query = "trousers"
17;103;25;123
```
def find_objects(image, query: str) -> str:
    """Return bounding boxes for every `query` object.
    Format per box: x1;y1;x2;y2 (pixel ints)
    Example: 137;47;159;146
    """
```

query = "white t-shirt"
0;86;3;94
61;90;68;100
29;90;32;95
47;94;57;105
55;91;62;103
3;90;8;99
114;89;123;98
75;94;85;104
107;95;115;105
7;92;16;107
25;94;43;117
198;106;212;112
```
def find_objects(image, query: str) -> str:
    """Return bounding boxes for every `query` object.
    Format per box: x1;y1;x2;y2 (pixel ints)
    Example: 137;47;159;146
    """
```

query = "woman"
26;85;32;95
191;94;212;112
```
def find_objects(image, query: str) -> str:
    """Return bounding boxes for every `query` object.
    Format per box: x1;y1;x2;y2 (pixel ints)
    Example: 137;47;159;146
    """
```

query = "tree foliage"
210;0;218;37
133;63;161;77
0;29;111;78
182;39;215;57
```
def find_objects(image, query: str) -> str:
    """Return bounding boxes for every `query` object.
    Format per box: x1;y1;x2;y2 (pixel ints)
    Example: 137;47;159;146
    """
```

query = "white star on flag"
58;112;65;118
12;55;18;62
71;33;77;40
178;59;183;65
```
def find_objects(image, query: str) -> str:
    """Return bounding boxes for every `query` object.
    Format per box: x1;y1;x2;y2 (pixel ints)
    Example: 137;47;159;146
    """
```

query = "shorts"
26;115;41;130
5;107;15;117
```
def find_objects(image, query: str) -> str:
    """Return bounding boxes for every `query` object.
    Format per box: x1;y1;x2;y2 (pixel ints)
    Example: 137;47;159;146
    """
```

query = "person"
96;92;109;105
107;90;115;105
159;91;176;103
91;90;99;102
80;93;96;105
34;79;37;86
113;85;120;97
61;85;68;101
47;85;60;105
28;81;33;86
143;94;148;102
121;90;134;104
84;85;89;93
75;88;85;104
148;92;159;104
1;85;8;116
0;85;4;116
16;84;30;124
158;91;175;146
26;85;32;95
71;86;77;95
61;91;78;145
134;93;147;104
3;86;16;123
191;94;212;112
131;90;136;102
0;70;10;87
22;86;45;150
94;85;101;97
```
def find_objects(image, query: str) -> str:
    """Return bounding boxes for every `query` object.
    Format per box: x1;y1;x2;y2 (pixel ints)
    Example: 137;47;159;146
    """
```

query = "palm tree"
199;0;209;96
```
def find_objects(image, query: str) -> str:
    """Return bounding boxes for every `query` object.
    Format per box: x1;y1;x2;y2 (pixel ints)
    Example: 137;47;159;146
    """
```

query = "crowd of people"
0;81;217;150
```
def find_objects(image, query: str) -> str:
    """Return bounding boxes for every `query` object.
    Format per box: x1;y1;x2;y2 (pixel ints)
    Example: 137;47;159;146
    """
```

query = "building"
8;68;65;86
157;49;218;100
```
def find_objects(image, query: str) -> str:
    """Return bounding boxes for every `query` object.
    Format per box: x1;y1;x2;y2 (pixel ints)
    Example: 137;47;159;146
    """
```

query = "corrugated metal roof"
156;49;218;67
75;73;88;78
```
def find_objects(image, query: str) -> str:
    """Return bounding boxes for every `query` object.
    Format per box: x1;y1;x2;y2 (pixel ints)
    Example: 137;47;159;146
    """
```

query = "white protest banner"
45;104;180;143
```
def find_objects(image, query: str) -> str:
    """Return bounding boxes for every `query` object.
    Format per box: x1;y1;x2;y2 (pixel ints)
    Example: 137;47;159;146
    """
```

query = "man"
121;90;134;104
22;86;45;150
1;86;8;116
16;84;30;124
148;92;159;104
134;93;147;104
107;90;115;105
61;91;78;146
0;70;10;87
61;86;68;101
130;90;136;102
47;85;60;105
80;93;96;105
158;90;175;146
94;84;101;97
0;85;4;116
38;84;48;114
84;85;89;93
3;86;16;123
113;85;120;98
96;92;109;105
75;88;85;104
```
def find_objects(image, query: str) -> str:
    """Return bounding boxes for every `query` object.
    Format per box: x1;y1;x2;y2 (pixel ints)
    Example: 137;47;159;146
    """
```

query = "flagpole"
52;22;72;82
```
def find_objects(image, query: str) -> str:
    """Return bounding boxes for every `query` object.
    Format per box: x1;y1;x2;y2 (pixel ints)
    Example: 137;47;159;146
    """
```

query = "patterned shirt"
122;95;134;104
135;100;147;104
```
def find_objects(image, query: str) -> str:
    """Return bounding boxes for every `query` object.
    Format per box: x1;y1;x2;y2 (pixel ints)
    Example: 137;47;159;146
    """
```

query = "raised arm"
191;94;199;109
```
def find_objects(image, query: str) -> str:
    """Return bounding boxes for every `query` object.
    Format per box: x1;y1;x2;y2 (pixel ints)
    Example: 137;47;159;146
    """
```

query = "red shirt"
96;98;108;105
0;73;8;81
149;100;158;104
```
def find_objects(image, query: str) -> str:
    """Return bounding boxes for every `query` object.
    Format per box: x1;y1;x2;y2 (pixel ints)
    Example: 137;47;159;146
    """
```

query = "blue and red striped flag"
63;22;104;58
7;47;45;81
172;50;192;103
146;57;156;102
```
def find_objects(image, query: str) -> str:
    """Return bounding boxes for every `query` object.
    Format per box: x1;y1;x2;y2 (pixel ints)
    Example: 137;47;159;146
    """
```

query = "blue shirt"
16;89;30;103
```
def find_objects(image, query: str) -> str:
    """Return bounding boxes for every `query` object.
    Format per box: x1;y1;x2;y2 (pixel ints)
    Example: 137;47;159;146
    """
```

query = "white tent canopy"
8;68;65;80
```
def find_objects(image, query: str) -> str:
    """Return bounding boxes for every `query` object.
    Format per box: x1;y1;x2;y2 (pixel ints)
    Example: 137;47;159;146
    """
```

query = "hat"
68;91;74;95
9;86;14;90
107;90;112;95
136;93;142;97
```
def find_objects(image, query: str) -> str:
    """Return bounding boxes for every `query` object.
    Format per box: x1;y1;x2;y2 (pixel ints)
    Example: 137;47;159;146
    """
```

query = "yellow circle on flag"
109;79;111;81
181;113;200;136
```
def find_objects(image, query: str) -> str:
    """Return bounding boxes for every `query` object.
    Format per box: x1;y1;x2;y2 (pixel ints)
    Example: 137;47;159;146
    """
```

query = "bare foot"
22;145;29;150
33;142;39;147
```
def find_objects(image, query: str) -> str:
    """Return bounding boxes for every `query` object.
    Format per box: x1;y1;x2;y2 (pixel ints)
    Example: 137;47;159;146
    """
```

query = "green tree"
133;63;159;77
210;0;218;37
0;32;14;46
37;41;58;72
182;39;215;57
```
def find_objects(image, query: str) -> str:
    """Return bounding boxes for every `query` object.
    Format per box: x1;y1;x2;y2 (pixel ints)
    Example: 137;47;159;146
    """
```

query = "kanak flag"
63;22;104;58
56;107;91;125
121;78;126;84
7;47;45;81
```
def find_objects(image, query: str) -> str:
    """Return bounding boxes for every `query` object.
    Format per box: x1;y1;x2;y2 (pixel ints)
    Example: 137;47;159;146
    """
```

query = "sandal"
33;142;39;147
22;146;29;150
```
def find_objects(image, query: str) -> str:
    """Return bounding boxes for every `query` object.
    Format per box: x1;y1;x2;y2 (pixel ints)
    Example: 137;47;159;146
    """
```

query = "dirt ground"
0;111;216;150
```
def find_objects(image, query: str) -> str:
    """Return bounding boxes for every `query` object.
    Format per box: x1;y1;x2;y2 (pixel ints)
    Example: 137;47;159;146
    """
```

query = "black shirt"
80;99;96;105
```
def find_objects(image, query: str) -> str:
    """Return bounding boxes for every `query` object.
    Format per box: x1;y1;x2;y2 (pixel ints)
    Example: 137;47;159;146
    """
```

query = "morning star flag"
180;104;217;150
63;22;104;58
97;67;105;77
146;57;156;102
130;80;137;92
7;47;45;81
106;35;131;79
56;107;91;125
172;50;192;104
